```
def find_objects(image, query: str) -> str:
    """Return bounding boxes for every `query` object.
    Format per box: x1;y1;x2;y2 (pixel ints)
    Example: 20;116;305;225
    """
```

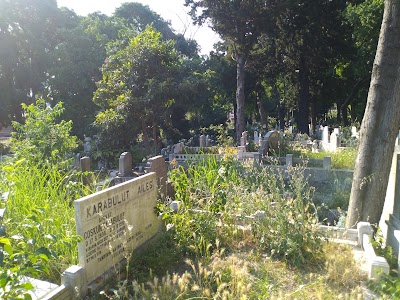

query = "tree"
93;26;193;156
185;0;275;141
0;0;60;125
273;0;350;133
346;0;400;227
45;12;127;137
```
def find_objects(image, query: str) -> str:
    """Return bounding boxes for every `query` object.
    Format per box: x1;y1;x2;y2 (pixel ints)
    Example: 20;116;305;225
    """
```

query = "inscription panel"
74;173;158;284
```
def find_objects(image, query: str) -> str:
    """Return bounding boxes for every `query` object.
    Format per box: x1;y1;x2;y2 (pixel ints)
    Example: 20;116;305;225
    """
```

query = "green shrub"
251;166;323;267
11;99;78;165
0;236;53;299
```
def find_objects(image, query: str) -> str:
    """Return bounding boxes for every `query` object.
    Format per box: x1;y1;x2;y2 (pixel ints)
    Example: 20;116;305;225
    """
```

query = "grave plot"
70;172;160;295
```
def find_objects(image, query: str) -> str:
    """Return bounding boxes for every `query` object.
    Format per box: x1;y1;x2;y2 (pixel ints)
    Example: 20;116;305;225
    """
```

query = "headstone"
312;140;319;153
322;126;329;144
333;128;340;135
75;153;81;168
254;131;259;145
118;152;133;177
199;135;206;148
330;131;339;150
240;137;246;147
259;130;281;156
351;126;357;138
74;173;159;288
173;142;184;154
145;156;168;196
323;156;331;170
83;136;92;153
206;135;211;147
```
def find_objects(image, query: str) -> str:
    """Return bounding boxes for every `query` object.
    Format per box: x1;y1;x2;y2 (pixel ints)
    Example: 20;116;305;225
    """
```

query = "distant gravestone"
254;131;259;145
351;126;358;139
199;135;206;148
83;136;92;153
145;156;168;196
173;142;184;154
74;173;159;287
330;131;339;150
206;135;211;147
322;126;329;144
118;152;133;177
259;130;281;156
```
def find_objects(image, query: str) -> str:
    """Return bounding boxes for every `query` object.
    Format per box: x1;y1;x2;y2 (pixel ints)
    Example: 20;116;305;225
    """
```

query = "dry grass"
96;240;368;299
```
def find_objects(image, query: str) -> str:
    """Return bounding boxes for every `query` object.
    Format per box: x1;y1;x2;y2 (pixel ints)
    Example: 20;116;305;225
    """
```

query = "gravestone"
206;135;211;147
330;131;339;150
254;131;259;145
322;126;329;144
83;136;92;153
173;142;184;154
74;173;159;290
351;126;359;139
199;135;206;148
145;156;168;197
118;152;133;177
312;140;319;153
259;130;281;156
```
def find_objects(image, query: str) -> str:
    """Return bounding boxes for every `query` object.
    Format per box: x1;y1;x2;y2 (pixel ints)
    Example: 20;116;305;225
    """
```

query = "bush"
161;157;323;267
11;99;78;165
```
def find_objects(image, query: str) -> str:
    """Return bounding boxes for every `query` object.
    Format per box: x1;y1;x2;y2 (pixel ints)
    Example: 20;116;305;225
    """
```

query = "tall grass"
0;158;93;282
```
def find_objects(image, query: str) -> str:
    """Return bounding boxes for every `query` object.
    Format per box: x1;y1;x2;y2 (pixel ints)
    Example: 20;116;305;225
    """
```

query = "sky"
56;0;220;55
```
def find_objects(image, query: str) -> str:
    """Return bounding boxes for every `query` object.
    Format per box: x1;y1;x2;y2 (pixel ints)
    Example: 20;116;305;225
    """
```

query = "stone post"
61;265;86;299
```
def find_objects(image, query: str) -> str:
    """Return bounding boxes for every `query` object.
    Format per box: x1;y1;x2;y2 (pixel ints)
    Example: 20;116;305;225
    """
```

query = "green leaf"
35;247;52;258
17;282;34;290
0;237;11;245
3;244;13;255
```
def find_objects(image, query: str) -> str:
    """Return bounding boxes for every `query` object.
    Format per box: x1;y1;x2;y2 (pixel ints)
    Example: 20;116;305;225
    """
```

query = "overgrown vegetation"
0;101;97;298
97;157;365;299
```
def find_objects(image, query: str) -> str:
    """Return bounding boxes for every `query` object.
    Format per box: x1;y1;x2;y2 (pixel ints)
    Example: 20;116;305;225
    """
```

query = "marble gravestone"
74;173;159;286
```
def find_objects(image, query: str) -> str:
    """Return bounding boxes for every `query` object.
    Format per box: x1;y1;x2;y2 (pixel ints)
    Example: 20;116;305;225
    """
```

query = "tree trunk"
256;82;267;128
310;98;317;136
342;104;349;126
236;54;246;142
336;100;342;124
346;0;400;228
298;53;309;135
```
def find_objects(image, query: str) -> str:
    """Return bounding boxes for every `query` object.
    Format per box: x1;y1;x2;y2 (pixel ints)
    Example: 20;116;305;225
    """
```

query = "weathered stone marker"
74;172;159;289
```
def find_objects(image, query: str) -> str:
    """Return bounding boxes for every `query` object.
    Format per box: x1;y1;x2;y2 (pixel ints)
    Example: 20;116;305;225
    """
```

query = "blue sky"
56;0;220;55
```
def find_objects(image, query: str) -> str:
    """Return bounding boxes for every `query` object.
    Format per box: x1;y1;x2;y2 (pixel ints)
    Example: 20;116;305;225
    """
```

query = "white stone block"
369;256;390;281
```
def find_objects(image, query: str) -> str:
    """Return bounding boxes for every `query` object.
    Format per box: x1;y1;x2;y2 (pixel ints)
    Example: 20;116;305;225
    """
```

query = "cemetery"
2;120;400;299
2;0;400;299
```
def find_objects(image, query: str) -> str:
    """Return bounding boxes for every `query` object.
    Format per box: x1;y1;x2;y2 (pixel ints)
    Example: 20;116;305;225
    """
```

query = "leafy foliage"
11;99;78;164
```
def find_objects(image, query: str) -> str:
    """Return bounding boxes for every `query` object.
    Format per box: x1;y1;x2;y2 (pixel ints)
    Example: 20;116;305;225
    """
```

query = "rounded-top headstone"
260;130;281;156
